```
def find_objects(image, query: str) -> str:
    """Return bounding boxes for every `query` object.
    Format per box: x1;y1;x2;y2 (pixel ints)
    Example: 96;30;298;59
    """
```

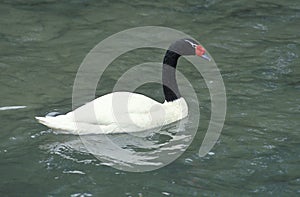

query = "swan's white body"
36;92;188;135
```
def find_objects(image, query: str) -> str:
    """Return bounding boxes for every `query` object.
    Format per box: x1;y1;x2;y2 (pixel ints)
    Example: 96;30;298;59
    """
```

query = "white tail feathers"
35;115;119;135
35;116;77;134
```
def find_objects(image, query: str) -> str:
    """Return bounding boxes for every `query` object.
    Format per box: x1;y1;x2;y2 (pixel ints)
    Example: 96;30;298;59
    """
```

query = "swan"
36;38;211;135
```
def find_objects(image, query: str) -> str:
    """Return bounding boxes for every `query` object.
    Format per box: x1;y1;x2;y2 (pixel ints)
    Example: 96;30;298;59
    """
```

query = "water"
0;0;299;196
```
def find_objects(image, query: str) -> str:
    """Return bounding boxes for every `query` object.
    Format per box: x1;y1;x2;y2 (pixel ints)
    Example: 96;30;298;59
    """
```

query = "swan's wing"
67;92;162;125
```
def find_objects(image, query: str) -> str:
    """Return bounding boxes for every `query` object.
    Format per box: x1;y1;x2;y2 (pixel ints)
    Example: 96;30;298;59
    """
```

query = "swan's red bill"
196;45;211;61
196;45;205;56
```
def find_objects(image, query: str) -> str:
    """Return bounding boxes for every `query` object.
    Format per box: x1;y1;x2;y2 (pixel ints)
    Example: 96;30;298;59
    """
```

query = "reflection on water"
41;118;194;172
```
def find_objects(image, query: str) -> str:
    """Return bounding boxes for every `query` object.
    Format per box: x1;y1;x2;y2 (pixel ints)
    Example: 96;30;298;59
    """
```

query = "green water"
0;0;299;196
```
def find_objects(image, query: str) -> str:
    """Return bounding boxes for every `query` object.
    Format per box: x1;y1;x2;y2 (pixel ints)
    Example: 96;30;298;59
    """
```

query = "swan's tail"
35;115;117;135
35;115;78;134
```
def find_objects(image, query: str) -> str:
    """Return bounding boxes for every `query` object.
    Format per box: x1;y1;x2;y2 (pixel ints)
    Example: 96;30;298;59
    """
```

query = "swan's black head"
168;38;211;61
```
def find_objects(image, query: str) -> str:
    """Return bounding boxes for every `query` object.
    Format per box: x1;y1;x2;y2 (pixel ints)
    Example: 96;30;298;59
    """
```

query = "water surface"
0;0;299;196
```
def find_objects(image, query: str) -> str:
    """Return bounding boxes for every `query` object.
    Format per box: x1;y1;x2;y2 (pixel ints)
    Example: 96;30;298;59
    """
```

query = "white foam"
0;106;26;111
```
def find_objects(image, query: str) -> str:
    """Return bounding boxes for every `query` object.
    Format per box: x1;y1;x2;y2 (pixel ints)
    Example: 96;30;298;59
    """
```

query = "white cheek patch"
184;39;197;48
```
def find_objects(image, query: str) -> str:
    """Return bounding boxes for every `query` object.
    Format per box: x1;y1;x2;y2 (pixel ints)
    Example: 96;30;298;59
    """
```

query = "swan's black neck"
163;50;181;102
162;38;198;102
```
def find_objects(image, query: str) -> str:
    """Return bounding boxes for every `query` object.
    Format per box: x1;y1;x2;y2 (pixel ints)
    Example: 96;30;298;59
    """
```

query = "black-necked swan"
36;38;211;134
